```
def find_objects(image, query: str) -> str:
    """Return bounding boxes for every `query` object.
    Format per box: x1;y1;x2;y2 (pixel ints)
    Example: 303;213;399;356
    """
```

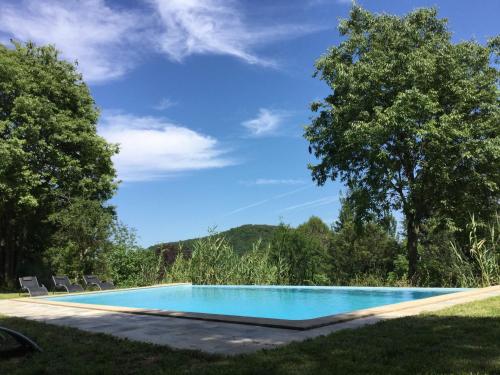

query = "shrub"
269;223;330;285
45;199;114;281
104;223;163;287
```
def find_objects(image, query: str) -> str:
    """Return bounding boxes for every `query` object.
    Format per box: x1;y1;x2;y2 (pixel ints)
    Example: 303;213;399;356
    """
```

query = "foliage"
233;240;278;285
189;232;238;285
0;42;117;287
157;224;278;256
305;6;500;280
449;215;499;287
166;249;192;284
45;199;114;281
416;218;464;286
269;223;330;285
297;216;332;249
104;223;163;287
329;198;403;284
166;221;331;286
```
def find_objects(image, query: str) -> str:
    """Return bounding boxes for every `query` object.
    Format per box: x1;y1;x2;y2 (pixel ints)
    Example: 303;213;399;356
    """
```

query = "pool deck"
0;285;499;355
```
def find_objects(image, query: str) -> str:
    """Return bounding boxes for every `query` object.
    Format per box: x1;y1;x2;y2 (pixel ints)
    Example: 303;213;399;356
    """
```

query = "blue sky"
1;0;498;246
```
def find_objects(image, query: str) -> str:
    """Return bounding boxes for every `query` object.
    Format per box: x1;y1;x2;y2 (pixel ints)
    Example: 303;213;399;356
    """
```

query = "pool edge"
12;285;500;330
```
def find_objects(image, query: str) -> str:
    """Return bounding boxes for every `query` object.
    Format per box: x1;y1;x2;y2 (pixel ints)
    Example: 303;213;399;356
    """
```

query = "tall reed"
450;214;499;287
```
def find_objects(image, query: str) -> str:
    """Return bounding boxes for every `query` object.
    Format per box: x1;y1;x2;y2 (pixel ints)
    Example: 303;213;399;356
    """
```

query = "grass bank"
1;297;499;374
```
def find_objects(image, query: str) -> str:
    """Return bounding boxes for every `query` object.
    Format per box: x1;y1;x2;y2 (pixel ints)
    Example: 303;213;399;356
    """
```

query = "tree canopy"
0;42;117;287
305;7;499;281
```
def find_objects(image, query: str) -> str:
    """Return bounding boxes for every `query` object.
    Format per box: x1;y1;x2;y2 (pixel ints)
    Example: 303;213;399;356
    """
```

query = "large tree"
0;42;117;287
305;7;499;281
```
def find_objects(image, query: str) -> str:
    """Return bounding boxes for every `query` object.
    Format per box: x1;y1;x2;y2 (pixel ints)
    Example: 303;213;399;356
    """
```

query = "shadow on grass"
216;314;500;375
0;311;499;374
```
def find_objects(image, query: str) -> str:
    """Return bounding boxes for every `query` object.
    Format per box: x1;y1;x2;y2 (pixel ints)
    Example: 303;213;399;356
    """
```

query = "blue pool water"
46;285;465;320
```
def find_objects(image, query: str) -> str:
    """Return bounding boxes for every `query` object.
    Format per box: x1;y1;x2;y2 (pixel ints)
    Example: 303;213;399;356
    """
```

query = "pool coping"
12;284;499;330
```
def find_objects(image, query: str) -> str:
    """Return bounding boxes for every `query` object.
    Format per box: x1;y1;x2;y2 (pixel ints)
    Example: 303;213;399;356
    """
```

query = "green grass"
0;293;27;299
1;297;499;375
0;292;66;299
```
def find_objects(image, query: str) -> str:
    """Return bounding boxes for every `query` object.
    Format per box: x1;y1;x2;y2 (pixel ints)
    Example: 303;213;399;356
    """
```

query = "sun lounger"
83;275;115;290
18;276;48;297
52;275;84;293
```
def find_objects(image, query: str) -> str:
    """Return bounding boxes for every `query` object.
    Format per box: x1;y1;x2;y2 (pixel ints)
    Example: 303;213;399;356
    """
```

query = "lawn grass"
0;296;499;375
0;292;66;300
0;293;27;299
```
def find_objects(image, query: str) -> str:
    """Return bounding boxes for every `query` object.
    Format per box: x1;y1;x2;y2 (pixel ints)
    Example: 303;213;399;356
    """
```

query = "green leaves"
0;42;117;286
305;6;499;279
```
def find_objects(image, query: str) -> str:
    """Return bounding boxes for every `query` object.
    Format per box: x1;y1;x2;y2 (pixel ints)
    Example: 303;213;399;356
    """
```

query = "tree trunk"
406;213;419;284
1;239;17;288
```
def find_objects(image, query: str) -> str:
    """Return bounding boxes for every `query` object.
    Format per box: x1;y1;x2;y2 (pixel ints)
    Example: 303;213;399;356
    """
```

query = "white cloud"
241;178;305;186
99;112;234;181
153;98;177;111
0;1;321;82
151;0;318;66
242;109;288;137
0;0;144;83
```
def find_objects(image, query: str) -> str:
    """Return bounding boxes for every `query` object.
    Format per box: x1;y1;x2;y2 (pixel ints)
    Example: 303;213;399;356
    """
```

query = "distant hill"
151;224;278;257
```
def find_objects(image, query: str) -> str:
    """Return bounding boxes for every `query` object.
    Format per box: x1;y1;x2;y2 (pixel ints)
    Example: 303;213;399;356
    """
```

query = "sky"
0;0;499;246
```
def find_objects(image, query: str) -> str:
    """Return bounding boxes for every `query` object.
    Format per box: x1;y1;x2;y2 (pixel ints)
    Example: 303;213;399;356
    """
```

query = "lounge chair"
83;275;115;290
0;326;43;356
18;276;48;297
52;275;84;293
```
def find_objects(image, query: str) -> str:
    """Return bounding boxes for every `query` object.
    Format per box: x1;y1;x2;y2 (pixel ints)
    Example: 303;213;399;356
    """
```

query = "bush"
45;199;114;282
269;223;330;285
417;219;461;287
329;201;402;285
104;223;163;287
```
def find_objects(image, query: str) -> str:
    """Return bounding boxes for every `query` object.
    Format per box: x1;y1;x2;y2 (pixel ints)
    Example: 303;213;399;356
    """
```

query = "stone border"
12;285;500;330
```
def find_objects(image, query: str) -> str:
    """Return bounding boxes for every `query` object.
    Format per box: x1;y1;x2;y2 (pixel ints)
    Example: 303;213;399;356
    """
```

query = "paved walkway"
0;286;498;355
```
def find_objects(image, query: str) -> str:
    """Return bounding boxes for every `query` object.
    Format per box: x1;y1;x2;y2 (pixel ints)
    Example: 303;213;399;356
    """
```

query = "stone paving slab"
0;286;498;355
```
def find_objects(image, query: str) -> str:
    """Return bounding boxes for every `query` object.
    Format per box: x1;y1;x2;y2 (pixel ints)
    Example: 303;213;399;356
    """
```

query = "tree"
329;198;402;284
0;42;117;287
270;223;330;285
45;199;114;280
105;222;161;287
297;216;332;249
304;7;499;281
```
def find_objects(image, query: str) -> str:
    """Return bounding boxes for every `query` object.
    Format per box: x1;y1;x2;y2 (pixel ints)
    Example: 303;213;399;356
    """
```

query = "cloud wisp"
151;0;320;67
242;108;289;137
0;0;321;82
240;178;305;186
99;112;234;181
280;195;338;212
223;186;311;216
0;0;145;83
153;97;177;111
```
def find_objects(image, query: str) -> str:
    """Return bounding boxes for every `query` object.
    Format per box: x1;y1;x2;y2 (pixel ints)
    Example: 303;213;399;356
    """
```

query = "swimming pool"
44;284;467;328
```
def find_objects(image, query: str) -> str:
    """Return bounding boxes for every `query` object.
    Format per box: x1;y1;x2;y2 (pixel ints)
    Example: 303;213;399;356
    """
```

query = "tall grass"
166;233;281;285
163;215;499;288
233;240;278;285
450;214;499;287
